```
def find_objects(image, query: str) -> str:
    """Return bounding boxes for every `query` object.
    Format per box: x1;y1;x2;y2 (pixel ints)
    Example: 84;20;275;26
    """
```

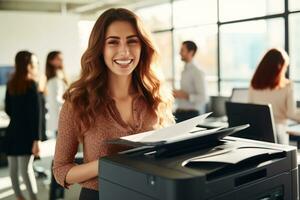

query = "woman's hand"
173;89;189;100
32;140;41;157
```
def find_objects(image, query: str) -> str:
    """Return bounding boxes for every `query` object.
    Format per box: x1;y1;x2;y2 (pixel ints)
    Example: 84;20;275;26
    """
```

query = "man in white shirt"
173;41;208;123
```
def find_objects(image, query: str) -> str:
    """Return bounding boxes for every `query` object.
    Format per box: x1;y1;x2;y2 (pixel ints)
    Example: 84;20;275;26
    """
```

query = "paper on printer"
107;113;223;145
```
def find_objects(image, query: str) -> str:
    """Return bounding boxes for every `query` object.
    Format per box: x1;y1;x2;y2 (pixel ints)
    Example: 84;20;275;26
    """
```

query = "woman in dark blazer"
5;50;41;200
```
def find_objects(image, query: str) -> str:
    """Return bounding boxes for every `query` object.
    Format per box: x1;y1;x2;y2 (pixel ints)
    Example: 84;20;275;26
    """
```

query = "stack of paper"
107;113;226;146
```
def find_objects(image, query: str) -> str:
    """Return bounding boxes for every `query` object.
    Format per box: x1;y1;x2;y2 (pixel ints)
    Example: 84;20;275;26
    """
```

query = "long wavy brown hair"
251;48;289;90
8;51;35;95
64;8;174;132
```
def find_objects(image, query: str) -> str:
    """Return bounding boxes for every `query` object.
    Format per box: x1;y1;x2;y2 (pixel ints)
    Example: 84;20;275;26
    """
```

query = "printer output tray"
120;124;250;158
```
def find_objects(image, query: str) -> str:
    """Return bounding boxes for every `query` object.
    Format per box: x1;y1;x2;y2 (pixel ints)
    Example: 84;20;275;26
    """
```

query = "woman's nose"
119;43;130;56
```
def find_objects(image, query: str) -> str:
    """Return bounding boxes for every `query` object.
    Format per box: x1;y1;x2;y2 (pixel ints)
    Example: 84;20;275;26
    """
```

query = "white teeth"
114;59;132;65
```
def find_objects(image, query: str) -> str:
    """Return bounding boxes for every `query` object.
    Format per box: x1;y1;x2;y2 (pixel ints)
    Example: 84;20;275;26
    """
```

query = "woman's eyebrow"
127;35;139;39
105;36;120;40
105;35;139;40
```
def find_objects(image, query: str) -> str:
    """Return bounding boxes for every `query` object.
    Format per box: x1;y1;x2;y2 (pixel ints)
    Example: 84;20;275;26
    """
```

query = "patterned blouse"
53;94;159;191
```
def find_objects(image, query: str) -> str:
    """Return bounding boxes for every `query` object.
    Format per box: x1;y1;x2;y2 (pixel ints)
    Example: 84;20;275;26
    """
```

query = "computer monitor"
0;66;14;85
230;88;249;103
0;66;14;110
226;102;277;143
208;96;230;117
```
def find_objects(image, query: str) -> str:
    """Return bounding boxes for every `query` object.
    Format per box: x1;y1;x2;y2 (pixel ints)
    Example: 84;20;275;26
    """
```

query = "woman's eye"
128;39;139;44
107;40;118;45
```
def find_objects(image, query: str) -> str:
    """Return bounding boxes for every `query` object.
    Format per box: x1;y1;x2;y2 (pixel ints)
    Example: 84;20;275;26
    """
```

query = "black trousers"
174;109;199;123
79;188;99;200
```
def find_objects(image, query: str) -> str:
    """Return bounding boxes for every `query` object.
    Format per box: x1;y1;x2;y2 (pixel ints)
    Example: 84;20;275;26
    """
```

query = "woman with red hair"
53;8;174;199
249;48;300;144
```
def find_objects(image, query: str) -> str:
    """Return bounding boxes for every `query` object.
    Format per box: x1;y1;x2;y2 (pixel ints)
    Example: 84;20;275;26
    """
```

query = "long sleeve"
53;102;79;188
189;69;208;106
4;87;11;116
286;82;300;122
28;83;42;140
46;78;66;131
47;78;65;108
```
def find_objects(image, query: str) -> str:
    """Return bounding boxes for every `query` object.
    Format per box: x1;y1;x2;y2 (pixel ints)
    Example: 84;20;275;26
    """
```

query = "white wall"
0;11;81;80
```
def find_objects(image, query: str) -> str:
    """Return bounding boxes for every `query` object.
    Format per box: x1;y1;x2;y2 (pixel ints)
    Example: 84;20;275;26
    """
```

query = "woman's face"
103;20;141;78
28;54;39;77
50;53;63;69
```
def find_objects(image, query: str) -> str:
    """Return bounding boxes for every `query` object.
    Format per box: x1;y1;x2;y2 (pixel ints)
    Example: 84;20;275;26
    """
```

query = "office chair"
226;102;277;143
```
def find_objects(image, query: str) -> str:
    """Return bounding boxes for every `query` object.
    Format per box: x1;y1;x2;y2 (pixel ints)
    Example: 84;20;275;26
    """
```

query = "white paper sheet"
121;113;212;143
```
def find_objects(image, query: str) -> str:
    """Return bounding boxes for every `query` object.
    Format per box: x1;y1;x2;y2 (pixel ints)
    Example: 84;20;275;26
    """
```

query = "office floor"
0;139;81;200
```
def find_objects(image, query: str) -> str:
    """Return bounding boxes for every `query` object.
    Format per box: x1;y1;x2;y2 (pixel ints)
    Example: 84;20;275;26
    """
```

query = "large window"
135;0;300;97
173;0;217;28
152;32;173;87
78;20;95;52
289;0;300;11
137;1;218;95
136;3;172;88
219;0;284;22
136;3;171;32
289;13;300;99
220;18;285;80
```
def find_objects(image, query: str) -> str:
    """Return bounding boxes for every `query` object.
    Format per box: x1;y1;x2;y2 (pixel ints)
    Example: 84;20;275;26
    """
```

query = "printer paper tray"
184;147;283;165
183;146;286;181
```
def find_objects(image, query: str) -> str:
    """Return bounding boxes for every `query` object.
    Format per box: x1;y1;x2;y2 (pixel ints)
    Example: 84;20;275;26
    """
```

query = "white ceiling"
0;0;170;18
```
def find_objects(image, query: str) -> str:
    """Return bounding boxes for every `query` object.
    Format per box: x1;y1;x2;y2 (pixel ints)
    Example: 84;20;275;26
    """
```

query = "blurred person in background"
45;51;68;137
4;50;41;200
249;48;300;144
173;40;208;123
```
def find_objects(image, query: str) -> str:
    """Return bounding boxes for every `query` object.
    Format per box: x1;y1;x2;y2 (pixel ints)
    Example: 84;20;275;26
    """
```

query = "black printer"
99;126;298;200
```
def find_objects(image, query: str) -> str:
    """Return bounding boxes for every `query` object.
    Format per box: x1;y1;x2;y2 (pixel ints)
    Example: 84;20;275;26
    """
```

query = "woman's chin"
110;65;136;76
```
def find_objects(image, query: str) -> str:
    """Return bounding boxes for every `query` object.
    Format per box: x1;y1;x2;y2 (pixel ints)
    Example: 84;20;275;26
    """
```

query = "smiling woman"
104;21;141;77
52;8;174;200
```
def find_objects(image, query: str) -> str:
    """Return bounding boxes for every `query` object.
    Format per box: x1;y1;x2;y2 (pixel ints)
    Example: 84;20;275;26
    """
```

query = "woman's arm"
65;160;98;184
53;102;99;188
53;102;80;188
32;140;41;157
47;78;65;105
28;82;42;141
4;86;11;116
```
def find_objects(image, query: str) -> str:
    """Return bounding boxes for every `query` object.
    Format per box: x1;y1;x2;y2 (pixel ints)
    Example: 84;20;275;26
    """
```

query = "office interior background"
1;0;300;100
1;0;300;199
